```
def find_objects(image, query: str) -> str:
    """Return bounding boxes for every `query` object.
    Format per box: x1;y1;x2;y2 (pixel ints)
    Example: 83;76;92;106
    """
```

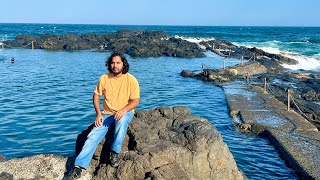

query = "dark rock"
255;58;285;73
264;73;320;128
181;70;196;77
76;106;244;179
248;47;297;65
0;172;14;180
200;39;298;67
156;106;174;119
0;154;6;162
0;107;245;179
4;30;205;58
187;61;268;84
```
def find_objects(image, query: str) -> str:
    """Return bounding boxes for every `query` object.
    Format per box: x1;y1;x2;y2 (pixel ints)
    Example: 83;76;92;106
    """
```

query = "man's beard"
112;69;122;76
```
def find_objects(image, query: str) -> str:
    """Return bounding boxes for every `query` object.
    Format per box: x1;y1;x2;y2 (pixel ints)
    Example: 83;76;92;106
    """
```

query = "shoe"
110;151;120;167
68;166;82;179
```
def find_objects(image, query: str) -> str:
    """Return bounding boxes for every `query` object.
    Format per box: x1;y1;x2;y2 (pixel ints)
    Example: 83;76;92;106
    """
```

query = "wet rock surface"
4;30;205;58
0;107;244;180
221;81;320;179
182;58;319;128
258;73;320;129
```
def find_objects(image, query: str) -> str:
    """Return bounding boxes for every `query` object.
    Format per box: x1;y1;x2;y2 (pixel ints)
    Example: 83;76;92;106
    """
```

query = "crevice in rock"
144;171;152;179
127;130;137;151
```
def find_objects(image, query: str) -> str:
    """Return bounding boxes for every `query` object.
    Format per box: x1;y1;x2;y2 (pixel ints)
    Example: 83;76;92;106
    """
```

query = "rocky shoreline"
3;30;205;58
181;39;320;129
181;39;320;178
2;30;304;65
0;107;245;180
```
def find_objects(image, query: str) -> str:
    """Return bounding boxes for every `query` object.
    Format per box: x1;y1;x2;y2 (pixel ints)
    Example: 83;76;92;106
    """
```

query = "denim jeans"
74;111;134;169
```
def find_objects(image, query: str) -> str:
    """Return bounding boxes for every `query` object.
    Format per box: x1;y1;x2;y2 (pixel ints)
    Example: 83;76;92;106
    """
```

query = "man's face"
110;56;124;75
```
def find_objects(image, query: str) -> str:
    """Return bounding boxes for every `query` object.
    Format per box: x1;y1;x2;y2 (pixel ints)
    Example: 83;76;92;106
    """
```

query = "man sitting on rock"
69;52;140;179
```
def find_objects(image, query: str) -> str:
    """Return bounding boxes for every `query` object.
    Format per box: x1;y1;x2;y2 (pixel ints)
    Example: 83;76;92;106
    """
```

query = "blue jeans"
74;111;134;169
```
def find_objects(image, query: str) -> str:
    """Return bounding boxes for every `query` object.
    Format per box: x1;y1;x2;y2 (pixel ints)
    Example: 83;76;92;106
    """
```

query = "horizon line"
0;22;319;28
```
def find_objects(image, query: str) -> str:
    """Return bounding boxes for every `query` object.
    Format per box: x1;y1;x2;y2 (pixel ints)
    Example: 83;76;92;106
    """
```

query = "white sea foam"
174;35;215;50
259;47;282;55
174;35;215;43
258;47;320;71
235;42;320;72
288;41;309;44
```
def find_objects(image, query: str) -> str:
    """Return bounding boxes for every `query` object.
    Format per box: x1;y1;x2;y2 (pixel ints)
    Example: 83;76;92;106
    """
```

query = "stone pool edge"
223;81;320;179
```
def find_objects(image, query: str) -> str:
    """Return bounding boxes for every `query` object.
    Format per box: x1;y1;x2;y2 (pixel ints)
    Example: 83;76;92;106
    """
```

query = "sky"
1;0;319;26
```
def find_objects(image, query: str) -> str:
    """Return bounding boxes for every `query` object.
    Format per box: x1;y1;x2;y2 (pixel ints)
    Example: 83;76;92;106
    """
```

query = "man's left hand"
114;108;127;121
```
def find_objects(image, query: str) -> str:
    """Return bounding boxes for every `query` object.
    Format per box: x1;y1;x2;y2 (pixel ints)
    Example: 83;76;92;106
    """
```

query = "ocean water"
0;24;314;179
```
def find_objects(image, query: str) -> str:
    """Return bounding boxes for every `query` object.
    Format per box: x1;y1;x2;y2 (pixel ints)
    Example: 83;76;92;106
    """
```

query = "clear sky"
1;0;319;26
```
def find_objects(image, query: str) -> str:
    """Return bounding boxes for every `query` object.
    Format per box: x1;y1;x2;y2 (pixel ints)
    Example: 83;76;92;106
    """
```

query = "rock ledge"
0;106;244;180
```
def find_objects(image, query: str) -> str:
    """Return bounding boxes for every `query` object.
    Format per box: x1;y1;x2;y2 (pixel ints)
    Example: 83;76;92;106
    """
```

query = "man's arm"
114;98;140;120
93;93;104;127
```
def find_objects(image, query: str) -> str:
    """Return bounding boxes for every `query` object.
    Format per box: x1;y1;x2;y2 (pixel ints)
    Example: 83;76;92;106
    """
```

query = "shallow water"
0;49;298;179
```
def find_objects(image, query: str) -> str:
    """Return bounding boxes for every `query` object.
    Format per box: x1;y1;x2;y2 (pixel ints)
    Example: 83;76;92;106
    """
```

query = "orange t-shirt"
94;72;140;114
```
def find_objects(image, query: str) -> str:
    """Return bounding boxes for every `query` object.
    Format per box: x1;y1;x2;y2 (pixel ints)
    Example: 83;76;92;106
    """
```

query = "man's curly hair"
105;52;129;74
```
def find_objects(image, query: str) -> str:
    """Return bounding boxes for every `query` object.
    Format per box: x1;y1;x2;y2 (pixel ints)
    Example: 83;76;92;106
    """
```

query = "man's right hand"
94;114;104;127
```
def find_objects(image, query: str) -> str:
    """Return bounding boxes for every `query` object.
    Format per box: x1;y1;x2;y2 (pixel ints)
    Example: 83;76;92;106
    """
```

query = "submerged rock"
0;107;245;180
180;70;196;77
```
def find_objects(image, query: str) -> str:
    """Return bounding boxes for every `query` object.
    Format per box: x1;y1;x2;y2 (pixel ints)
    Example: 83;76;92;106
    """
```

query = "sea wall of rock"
4;30;205;58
